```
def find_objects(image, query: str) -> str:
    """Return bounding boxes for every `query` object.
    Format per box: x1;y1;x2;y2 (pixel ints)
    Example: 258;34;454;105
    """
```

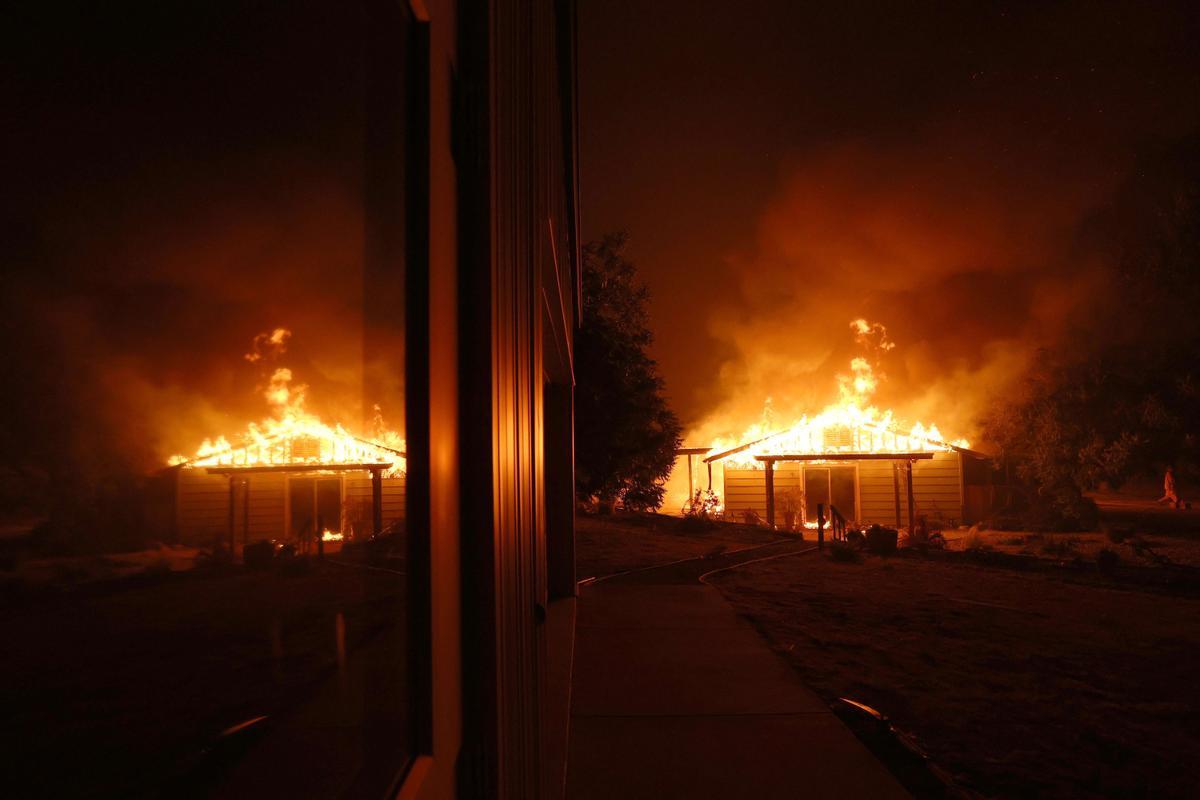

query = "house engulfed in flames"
683;410;996;531
156;363;406;552
679;321;1000;531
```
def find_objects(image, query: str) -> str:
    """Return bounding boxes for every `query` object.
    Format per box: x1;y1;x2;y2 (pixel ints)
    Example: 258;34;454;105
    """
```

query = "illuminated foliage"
575;233;682;510
983;136;1200;528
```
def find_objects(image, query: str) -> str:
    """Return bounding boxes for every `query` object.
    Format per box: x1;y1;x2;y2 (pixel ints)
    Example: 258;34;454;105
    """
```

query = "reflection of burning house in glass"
160;430;405;552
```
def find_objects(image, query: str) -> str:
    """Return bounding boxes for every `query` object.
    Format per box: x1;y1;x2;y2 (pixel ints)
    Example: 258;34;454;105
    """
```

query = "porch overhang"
203;461;394;476
754;452;935;463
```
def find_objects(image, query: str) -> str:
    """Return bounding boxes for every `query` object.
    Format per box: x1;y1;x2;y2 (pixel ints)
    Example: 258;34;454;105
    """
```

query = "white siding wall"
912;451;964;524
723;465;799;519
858;459;903;525
720;452;964;527
247;474;286;539
344;473;406;535
176;469;230;545
176;468;408;546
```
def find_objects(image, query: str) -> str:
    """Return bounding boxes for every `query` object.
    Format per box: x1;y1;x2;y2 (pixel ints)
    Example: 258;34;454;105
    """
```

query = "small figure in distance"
1157;466;1182;510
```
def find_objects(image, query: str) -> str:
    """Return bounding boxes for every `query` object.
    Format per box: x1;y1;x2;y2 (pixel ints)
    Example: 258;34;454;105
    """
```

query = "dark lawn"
710;551;1200;799
575;512;783;579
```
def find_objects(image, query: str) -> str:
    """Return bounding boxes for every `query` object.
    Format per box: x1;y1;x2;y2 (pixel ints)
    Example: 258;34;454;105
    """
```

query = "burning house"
684;414;996;531
679;319;1001;530
156;353;407;552
164;433;405;552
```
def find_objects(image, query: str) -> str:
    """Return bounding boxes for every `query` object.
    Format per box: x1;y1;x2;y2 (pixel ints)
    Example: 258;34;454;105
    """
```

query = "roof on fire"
691;423;988;465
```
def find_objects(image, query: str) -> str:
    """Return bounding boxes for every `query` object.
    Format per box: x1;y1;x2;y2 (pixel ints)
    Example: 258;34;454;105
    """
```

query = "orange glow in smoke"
702;319;968;470
168;330;405;476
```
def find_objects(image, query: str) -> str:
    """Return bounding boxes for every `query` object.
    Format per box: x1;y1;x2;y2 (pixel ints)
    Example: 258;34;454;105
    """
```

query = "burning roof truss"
176;431;404;475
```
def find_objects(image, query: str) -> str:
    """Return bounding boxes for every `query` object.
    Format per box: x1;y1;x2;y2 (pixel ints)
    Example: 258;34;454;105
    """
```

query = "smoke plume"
686;137;1117;448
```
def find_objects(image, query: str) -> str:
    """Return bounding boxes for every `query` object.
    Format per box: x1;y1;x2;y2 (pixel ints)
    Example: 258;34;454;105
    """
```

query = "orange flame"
702;319;967;469
168;330;405;476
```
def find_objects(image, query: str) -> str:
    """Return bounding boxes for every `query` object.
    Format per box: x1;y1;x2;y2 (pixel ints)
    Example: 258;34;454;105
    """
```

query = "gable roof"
697;418;986;465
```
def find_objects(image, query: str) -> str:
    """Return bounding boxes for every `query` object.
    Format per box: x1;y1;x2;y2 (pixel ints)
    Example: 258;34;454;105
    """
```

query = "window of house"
1;1;428;795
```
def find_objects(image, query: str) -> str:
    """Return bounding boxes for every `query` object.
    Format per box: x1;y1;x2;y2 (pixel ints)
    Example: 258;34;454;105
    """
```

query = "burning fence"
156;332;406;552
677;319;999;530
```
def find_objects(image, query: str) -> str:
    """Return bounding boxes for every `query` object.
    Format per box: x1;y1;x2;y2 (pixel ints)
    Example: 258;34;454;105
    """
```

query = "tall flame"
703;319;967;469
168;331;405;476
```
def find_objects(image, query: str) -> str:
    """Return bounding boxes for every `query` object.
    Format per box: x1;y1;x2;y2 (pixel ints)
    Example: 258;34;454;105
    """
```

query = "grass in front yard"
575;512;782;579
710;552;1200;799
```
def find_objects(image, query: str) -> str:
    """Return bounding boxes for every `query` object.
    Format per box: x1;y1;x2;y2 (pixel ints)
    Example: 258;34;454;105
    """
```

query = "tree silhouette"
575;233;682;511
983;136;1200;527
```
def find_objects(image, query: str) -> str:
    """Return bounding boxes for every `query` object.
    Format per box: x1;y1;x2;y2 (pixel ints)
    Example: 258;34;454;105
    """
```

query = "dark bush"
829;541;860;563
680;489;721;531
1105;526;1132;544
243;539;275;570
678;515;714;532
1097;547;1120;574
865;525;898;555
1040;536;1078;558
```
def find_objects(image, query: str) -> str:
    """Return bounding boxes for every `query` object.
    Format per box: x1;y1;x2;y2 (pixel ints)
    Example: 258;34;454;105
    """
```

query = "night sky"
3;1;1200;490
3;2;375;482
580;1;1200;441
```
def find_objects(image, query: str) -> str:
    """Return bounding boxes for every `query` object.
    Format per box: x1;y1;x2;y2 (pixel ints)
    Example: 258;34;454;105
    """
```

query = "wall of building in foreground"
722;450;966;527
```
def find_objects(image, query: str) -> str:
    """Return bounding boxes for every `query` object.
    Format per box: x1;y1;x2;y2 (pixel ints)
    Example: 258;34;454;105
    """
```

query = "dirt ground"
937;492;1200;569
577;502;1200;798
575;512;783;579
709;550;1200;799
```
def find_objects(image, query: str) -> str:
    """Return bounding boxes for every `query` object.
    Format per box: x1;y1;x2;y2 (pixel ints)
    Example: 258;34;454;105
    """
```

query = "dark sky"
2;1;375;475
580;1;1200;440
3;0;1200;485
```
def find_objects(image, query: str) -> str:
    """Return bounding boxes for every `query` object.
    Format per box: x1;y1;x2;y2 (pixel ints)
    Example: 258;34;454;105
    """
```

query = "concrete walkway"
565;581;909;799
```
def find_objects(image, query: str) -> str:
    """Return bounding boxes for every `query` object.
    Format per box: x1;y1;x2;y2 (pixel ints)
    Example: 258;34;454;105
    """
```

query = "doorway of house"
802;465;857;524
288;477;342;541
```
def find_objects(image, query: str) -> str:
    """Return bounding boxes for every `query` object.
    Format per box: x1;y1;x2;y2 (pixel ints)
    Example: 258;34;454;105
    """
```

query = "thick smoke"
686;138;1117;449
0;158;394;534
0;0;415;533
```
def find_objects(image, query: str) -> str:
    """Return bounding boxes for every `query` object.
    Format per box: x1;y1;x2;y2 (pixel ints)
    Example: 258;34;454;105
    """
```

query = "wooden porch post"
227;476;236;555
906;459;916;533
371;466;383;536
893;461;902;529
242;476;250;554
764;459;776;529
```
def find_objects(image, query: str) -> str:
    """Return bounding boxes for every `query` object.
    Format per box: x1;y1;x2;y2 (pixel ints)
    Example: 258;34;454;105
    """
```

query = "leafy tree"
575;233;682;510
982;136;1200;527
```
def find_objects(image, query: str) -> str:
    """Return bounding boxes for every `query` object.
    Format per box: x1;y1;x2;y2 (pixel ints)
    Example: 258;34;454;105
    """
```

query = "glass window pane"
0;2;420;795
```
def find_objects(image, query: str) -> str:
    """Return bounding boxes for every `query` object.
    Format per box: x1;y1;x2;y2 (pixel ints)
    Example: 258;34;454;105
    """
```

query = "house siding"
720;451;965;527
723;465;799;518
175;467;407;546
176;468;230;545
246;474;286;539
